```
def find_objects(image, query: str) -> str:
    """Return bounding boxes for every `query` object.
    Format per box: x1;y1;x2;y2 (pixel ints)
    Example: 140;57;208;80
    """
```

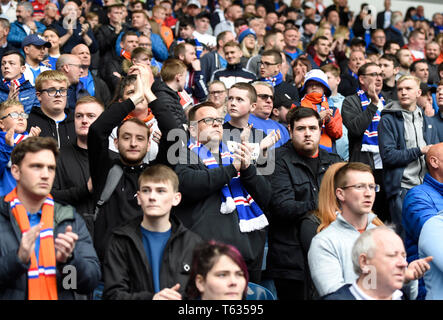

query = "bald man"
403;142;443;299
56;53;90;110
71;44;111;106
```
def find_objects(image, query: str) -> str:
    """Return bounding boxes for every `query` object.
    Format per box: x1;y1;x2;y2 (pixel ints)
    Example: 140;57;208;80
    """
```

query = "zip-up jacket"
102;215;202;300
378;101;439;199
210;62;257;88
26;106;76;148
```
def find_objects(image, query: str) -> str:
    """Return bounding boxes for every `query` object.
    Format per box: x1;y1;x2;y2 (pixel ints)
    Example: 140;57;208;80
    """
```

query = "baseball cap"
186;0;201;8
22;34;52;49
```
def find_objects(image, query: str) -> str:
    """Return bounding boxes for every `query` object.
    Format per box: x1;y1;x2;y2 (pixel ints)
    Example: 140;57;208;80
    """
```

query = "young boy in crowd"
223;82;280;163
0;99;40;195
322;63;348;160
298;69;343;154
102;164;202;300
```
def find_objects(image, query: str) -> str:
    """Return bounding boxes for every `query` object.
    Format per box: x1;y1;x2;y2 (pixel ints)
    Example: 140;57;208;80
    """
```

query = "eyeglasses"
340;184;380;192
40;88;68;96
197;117;224;125
68;63;83;68
363;72;383;78
257;93;273;101
1;112;28;120
209;90;226;96
259;61;279;67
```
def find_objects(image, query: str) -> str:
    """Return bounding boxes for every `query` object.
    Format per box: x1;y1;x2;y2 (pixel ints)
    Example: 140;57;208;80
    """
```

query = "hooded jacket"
378;100;439;199
26;106;76;148
210;62;257;88
102;215;202;300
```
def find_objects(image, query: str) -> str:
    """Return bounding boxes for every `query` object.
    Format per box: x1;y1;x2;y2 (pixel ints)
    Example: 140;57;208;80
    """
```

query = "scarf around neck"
4;188;58;300
188;139;268;232
3;74;27;89
357;89;385;153
261;72;283;87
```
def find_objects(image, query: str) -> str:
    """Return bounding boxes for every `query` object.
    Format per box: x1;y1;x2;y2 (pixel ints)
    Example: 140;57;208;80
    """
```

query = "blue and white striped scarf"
357;89;385;153
261;72;283;87
188;139;269;233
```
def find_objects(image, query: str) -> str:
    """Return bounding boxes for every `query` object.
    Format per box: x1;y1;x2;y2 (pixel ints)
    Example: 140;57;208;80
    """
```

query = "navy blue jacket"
378;105;439;199
0;80;39;114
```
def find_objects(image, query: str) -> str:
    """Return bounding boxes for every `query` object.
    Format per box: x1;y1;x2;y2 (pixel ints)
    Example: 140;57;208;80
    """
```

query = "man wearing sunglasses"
27;70;76;148
56;54;90;110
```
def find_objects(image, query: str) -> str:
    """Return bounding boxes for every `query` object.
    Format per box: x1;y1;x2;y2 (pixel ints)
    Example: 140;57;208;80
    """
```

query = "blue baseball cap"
22;34;52;49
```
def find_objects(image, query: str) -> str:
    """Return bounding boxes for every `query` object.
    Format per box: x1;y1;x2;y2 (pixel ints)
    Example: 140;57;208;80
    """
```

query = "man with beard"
380;54;399;101
87;65;156;263
396;48;414;79
425;42;441;85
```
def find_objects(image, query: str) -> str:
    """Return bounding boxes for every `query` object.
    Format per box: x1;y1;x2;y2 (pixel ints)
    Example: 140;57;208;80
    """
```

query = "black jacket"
337;69;359;97
385;26;405;48
87;99;149;263
52;142;95;234
27;106;76;148
342;93;384;168
0;197;101;299
102;215;202;300
99;49;125;94
92;74;112;107
173;149;272;275
95;24;130;59
267;141;341;281
381;82;398;101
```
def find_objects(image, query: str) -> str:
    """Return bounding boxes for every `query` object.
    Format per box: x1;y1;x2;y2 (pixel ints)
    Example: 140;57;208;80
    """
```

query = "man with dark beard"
87;66;155;263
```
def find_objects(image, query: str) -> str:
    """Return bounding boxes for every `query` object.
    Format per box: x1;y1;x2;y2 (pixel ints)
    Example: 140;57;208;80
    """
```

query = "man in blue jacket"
0;51;39;113
403;142;443;299
7;1;46;49
378;75;439;237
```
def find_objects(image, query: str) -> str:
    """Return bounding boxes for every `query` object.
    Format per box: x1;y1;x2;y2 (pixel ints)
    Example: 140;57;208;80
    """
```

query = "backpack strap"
93;164;123;221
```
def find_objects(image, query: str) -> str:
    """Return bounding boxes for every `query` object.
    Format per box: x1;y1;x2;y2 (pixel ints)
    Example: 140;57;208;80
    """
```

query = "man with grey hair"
324;227;431;300
385;11;405;48
0;18;14;57
7;1;46;49
56;54;89;110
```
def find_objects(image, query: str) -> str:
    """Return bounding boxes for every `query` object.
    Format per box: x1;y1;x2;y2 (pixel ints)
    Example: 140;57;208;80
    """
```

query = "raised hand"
153;283;182;300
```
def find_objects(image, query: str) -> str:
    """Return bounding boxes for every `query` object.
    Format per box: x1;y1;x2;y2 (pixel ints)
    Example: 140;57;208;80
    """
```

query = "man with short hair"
283;27;304;64
259;49;300;108
309;162;429;298
101;31;139;93
211;41;256;89
52;96;104;235
406;30;426;61
0;51;39;113
380;54;400;101
56;54;90;110
0;18;14;57
214;4;242;37
396;48;413;79
8;1;46;49
367;29;386;56
71;44;111;107
248;15;266;47
268;107;341;300
22;34;52;86
378;75;439;236
385;11;405;48
27;70;75;148
338;50;365;97
425;42;441;85
193;11;216;48
169;17;204;59
410;59;429;84
0;136;101;299
88;65;157;263
310;36;335;68
246;30;286;78
200;30;235;85
174;101;272;283
342;62;390;222
384;41;400;56
325;227;430;300
300;18;316;51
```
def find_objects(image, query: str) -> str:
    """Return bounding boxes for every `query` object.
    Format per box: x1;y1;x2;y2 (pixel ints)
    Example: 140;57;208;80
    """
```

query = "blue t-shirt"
27;210;42;263
48;56;58;70
219;55;227;69
141;226;171;293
